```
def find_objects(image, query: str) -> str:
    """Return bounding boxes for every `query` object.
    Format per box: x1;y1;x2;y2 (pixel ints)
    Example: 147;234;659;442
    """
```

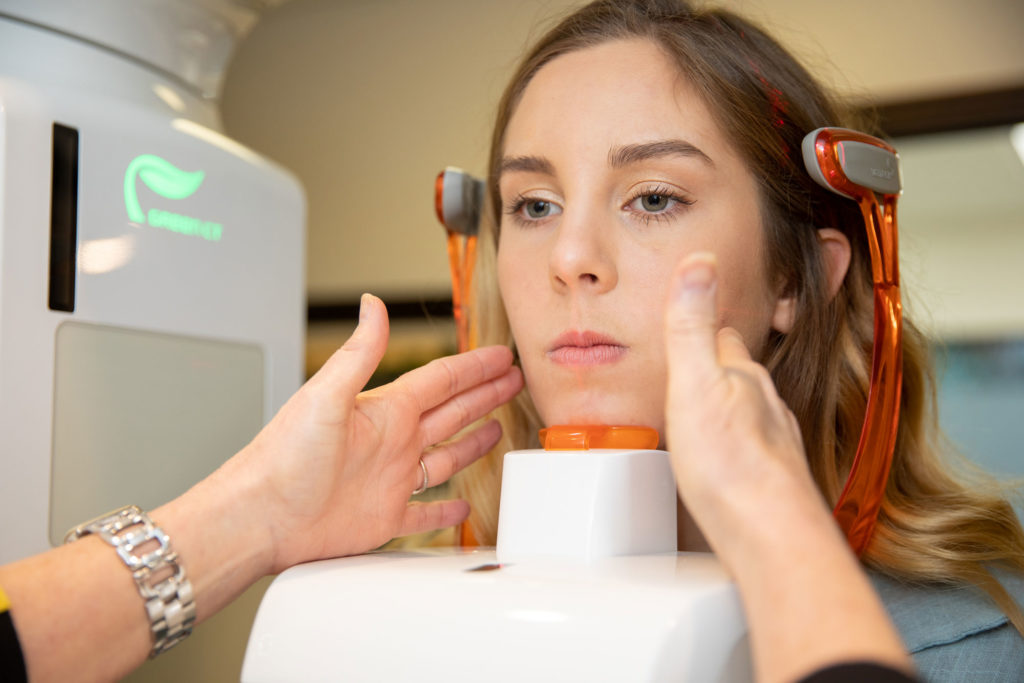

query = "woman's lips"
546;330;627;366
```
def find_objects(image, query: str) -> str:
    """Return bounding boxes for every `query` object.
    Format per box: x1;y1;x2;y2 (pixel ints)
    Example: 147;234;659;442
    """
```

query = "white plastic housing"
497;448;678;562
0;0;272;101
243;448;751;681
0;13;305;562
241;549;752;683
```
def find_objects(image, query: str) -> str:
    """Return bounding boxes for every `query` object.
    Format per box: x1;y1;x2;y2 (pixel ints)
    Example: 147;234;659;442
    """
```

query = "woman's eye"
525;200;556;218
639;193;671;212
625;187;694;221
507;196;562;222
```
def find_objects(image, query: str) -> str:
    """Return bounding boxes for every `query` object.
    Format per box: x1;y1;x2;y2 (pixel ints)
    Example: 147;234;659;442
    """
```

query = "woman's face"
497;38;793;437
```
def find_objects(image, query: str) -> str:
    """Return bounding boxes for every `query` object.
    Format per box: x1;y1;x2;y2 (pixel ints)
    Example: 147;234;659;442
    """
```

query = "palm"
246;295;522;573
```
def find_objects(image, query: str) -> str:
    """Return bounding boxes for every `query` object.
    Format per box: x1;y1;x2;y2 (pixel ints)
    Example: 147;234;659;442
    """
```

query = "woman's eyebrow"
498;155;555;178
609;139;714;168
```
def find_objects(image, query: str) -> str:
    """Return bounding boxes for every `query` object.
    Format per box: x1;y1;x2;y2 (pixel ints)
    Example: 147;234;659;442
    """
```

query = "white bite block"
496;448;678;562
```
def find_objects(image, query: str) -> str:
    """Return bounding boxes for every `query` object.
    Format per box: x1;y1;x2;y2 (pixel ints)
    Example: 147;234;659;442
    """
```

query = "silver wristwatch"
64;505;196;657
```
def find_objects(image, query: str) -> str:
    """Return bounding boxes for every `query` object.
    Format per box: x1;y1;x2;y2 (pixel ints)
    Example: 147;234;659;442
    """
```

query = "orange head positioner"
434;167;484;353
802;127;904;555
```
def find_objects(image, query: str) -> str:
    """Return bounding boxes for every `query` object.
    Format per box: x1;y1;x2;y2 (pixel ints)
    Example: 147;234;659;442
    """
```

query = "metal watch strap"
64;505;196;657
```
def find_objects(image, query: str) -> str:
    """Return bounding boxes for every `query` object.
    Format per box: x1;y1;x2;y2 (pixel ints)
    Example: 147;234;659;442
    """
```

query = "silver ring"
411;458;429;495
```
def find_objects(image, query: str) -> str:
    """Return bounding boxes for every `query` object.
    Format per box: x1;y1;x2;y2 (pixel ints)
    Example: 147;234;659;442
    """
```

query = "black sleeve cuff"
797;661;918;683
0;608;28;683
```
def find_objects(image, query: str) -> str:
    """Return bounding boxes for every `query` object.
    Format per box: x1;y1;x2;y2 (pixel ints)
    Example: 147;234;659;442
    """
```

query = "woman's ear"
770;228;851;334
817;228;851;301
770;289;797;334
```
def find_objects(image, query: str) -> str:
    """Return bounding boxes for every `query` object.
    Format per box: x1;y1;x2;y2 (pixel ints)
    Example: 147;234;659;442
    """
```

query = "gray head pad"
801;127;902;199
440;167;484;235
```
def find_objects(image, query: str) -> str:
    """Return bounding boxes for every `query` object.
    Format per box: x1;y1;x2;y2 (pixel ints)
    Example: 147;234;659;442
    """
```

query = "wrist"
154;447;276;623
719;494;912;682
64;505;196;657
688;469;841;576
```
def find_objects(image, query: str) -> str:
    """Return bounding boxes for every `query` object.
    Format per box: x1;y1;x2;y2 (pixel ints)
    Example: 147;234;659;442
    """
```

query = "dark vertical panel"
49;123;79;312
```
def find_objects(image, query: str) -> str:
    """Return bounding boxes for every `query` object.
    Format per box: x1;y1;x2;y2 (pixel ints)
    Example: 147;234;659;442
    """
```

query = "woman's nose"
548;211;618;294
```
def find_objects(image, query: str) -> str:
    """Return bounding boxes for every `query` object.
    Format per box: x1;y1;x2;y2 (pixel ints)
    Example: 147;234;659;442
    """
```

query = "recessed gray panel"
50;321;264;544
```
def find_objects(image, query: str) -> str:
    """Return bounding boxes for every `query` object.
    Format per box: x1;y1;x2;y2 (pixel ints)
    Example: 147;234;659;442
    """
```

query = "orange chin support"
538;425;660;451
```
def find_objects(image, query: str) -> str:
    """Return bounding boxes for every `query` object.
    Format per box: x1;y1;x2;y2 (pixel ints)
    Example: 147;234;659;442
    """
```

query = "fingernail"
675;254;716;301
359;293;372;322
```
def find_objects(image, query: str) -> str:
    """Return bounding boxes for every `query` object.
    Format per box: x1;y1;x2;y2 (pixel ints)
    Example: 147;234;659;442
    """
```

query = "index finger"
395;345;516;413
664;252;721;400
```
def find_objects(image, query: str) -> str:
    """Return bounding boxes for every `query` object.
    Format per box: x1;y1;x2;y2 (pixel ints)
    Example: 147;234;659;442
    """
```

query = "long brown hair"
457;0;1024;632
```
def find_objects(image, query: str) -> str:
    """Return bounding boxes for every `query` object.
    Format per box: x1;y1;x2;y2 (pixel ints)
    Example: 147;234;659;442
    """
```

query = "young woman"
454;0;1024;678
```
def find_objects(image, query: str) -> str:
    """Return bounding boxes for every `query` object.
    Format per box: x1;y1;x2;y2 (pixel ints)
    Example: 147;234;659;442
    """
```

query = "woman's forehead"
502;38;730;168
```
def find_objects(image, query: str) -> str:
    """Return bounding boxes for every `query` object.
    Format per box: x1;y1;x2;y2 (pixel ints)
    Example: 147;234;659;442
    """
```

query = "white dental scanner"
242;427;753;682
0;0;304;564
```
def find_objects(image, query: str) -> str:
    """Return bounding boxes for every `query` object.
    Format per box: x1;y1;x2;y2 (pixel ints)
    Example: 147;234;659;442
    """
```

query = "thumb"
316;293;390;398
664;253;721;403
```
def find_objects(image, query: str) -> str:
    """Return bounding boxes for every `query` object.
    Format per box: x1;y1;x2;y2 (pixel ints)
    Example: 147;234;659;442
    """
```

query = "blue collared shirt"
871;568;1024;682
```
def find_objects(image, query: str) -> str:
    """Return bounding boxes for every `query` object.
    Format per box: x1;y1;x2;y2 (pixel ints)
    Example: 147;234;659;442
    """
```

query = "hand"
0;294;522;683
663;253;827;568
663;255;913;683
239;294;523;572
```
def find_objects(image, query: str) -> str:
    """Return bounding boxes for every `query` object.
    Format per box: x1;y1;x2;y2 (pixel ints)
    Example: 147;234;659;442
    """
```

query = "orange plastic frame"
806;128;903;555
434;171;477;353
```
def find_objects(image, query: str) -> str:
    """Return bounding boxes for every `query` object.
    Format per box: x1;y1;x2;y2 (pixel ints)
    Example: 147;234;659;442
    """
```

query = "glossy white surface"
0;0;283;101
497;449;677;562
0;12;218;127
242;549;751;683
0;16;304;563
245;450;750;681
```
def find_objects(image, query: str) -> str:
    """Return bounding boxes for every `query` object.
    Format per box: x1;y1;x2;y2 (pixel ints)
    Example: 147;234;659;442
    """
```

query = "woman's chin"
539;398;662;431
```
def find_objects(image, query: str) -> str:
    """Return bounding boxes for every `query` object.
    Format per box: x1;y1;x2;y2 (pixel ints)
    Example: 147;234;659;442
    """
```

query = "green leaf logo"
124;154;205;223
